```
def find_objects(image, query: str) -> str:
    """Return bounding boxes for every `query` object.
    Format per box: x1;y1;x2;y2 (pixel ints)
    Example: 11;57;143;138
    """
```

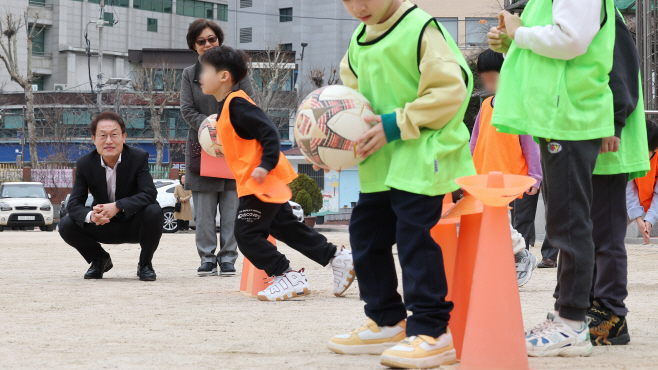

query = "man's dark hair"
647;120;658;153
91;111;126;136
187;19;224;53
200;45;248;85
477;49;505;74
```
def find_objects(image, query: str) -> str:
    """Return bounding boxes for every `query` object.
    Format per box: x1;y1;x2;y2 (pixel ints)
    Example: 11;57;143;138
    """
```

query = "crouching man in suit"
59;111;164;281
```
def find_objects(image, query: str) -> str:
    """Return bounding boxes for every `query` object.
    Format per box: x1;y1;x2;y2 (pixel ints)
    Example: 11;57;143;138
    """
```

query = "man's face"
93;120;126;159
342;0;394;25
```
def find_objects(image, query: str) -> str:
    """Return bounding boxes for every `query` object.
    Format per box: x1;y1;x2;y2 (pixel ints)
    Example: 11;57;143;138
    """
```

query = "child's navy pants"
349;188;452;338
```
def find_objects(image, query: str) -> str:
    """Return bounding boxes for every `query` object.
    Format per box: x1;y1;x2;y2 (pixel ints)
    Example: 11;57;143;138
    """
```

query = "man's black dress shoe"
137;263;157;281
84;256;113;279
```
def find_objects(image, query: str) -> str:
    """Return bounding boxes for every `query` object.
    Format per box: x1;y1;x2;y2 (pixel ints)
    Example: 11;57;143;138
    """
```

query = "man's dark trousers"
59;203;164;266
349;188;452;338
540;138;601;321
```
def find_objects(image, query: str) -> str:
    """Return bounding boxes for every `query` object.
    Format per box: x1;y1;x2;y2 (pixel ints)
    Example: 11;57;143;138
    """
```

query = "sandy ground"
0;230;657;370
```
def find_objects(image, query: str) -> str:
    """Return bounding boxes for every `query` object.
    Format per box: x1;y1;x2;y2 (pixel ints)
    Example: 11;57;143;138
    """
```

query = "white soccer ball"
294;85;375;171
198;114;224;157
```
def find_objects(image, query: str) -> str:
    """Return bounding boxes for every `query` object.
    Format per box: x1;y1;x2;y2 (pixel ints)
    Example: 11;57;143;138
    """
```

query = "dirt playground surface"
1;231;657;369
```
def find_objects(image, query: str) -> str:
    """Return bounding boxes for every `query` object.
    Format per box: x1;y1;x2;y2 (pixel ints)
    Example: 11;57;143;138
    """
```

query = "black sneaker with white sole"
587;299;630;346
198;262;218;277
219;262;236;276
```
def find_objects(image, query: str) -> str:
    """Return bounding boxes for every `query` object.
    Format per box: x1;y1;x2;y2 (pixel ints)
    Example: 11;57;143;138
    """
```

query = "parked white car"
0;182;55;231
155;180;305;233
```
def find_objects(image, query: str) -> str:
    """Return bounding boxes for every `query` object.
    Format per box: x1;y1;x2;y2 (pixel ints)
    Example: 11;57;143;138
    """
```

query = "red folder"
200;150;235;179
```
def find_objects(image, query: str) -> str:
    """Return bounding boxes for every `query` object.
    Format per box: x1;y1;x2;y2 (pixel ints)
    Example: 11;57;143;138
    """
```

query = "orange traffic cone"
456;172;534;370
431;196;458;300
240;236;276;297
443;195;484;360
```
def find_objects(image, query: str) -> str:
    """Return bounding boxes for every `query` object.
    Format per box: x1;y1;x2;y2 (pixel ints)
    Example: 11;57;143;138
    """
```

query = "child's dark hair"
200;46;248;84
477;49;505;74
647;120;658;153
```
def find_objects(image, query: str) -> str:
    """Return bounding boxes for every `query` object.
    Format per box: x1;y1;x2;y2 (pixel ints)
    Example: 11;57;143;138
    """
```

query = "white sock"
558;314;585;331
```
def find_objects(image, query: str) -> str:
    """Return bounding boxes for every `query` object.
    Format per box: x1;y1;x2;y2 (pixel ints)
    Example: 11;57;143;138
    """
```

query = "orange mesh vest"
634;153;658;212
217;90;298;198
472;97;528;177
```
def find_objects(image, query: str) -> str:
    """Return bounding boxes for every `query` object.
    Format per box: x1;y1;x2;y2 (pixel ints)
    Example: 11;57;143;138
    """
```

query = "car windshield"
1;184;47;199
154;182;174;188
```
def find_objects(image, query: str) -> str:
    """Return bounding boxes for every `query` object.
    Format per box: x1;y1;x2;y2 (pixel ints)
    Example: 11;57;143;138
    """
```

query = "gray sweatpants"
193;190;239;265
540;138;601;322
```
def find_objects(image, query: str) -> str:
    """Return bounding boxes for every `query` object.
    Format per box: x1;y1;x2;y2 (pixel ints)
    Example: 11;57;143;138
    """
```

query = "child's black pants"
349;188;452;338
234;195;337;277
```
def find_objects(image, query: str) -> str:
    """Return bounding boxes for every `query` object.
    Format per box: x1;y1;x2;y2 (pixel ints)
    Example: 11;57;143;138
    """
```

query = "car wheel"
40;225;54;232
162;207;179;233
0;226;3;232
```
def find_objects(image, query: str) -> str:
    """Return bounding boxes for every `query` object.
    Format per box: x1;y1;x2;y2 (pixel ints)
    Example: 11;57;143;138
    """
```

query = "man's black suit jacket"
68;145;158;226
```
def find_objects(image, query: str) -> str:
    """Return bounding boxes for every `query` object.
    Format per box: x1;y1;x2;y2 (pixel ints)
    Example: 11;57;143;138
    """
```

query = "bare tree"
32;93;95;202
247;45;299;145
247;45;298;113
131;62;181;167
307;64;340;90
0;7;46;167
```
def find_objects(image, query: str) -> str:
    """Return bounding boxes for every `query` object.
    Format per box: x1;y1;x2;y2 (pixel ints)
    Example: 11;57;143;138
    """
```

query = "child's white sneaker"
328;318;406;355
515;249;537;287
331;246;355;297
257;268;311;301
379;329;457;369
525;313;593;357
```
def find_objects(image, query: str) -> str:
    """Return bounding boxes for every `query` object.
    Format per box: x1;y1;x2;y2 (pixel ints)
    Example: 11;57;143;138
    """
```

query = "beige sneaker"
379;329;457;369
328;318;406;355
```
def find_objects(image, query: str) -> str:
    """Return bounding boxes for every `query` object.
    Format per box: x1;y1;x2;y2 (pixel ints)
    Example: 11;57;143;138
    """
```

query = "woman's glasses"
196;35;218;46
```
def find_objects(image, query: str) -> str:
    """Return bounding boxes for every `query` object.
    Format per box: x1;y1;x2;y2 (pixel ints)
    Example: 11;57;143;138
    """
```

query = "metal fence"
0;164;23;183
637;0;658;112
149;164;170;180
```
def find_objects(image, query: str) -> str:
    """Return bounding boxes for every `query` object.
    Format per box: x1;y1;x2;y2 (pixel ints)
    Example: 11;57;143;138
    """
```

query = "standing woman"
174;175;192;232
180;19;255;277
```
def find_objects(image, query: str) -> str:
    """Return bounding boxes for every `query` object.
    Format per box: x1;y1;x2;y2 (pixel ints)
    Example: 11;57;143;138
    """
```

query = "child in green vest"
327;1;475;368
489;0;620;357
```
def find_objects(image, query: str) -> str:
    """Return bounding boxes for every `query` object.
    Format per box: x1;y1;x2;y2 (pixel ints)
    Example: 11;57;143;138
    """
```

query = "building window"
279;8;293;22
465;18;497;46
251;68;294;92
71;0;83;2
176;0;213;19
279;43;292;51
31;31;45;56
115;0;130;7
147;18;158;32
217;3;228;22
134;0;173;14
31;75;44;91
29;0;46;5
299;164;324;190
89;0;100;3
435;18;458;43
239;27;252;43
239;0;252;8
104;12;114;27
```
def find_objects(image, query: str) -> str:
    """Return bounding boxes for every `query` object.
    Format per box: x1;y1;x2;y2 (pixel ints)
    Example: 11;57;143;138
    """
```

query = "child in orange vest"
470;50;542;287
198;45;355;301
627;120;658;244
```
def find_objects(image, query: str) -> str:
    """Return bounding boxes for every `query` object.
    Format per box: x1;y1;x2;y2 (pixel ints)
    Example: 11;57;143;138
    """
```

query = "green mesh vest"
347;6;475;196
594;9;649;180
491;0;616;141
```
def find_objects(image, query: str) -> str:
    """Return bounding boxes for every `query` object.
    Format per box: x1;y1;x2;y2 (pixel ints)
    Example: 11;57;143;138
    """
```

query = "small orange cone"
240;236;276;297
457;172;533;370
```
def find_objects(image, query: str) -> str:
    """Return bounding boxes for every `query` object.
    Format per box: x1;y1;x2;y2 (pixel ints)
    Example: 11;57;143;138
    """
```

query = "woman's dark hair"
200;45;248;84
647;120;658;153
187;19;224;53
91;111;125;136
477;49;505;74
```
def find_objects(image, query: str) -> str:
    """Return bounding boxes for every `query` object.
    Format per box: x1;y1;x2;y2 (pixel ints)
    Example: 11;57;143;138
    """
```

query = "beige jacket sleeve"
339;26;468;141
